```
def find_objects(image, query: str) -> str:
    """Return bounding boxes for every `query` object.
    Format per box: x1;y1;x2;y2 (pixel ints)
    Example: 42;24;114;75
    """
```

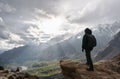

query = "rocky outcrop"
110;54;120;74
0;69;39;79
60;55;120;79
0;66;4;70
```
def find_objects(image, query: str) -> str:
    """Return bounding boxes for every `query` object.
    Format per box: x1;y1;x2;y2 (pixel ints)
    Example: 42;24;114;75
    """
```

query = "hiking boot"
86;68;94;71
86;62;89;65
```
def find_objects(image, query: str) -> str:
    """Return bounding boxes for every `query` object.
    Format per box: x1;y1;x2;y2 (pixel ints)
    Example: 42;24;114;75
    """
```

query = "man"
82;28;96;71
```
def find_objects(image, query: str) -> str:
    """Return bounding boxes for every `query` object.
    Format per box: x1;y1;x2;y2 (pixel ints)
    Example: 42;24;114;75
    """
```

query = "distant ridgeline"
95;31;120;61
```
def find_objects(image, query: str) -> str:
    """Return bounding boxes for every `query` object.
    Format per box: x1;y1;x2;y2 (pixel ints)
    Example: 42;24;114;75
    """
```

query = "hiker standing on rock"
82;28;97;71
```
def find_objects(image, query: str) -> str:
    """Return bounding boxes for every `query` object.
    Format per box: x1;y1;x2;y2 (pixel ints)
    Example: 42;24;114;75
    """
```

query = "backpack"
87;34;96;48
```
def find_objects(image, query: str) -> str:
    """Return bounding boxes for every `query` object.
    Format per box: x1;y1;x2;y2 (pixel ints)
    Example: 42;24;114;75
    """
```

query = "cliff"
60;55;120;79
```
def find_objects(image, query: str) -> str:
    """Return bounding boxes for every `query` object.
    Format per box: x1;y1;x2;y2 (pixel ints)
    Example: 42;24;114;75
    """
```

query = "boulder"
8;75;15;79
0;66;4;70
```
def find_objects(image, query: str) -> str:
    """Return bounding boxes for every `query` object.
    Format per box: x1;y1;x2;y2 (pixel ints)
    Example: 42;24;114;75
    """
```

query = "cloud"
34;8;54;19
0;29;25;50
68;0;120;24
0;17;9;39
8;33;25;44
0;2;16;13
0;39;24;50
0;21;25;49
3;0;120;25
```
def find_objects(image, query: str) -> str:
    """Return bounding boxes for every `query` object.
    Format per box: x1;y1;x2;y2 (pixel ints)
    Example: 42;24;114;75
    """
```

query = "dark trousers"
85;50;94;69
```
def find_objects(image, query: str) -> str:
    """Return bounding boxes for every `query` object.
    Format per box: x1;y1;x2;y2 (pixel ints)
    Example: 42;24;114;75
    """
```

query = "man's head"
85;28;92;34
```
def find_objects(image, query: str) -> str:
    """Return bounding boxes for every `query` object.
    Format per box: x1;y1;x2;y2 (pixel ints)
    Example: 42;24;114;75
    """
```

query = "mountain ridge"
95;31;120;61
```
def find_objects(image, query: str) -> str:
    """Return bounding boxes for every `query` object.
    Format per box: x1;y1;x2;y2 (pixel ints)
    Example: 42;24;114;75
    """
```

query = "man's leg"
85;51;90;65
85;50;94;71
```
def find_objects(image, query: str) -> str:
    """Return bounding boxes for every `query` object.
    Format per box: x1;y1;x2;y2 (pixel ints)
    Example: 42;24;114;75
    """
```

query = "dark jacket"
82;34;93;50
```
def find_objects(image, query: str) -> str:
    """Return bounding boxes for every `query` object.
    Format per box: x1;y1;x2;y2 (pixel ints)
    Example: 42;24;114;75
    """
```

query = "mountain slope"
0;45;42;64
95;31;120;61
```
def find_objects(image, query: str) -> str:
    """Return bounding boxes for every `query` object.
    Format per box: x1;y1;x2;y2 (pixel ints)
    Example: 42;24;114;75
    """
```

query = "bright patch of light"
24;16;68;43
38;17;66;35
23;16;85;43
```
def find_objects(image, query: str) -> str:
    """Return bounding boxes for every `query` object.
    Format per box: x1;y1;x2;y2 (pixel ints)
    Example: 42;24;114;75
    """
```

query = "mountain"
0;21;120;65
0;50;4;54
0;45;43;65
40;21;120;59
40;21;120;60
60;54;120;79
95;31;120;61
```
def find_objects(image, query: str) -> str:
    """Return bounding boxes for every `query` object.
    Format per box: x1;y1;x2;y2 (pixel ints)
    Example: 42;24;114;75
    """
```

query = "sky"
0;0;120;50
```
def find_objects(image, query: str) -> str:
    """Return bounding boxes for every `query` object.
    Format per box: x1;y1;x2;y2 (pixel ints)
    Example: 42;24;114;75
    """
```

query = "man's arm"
82;35;87;52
